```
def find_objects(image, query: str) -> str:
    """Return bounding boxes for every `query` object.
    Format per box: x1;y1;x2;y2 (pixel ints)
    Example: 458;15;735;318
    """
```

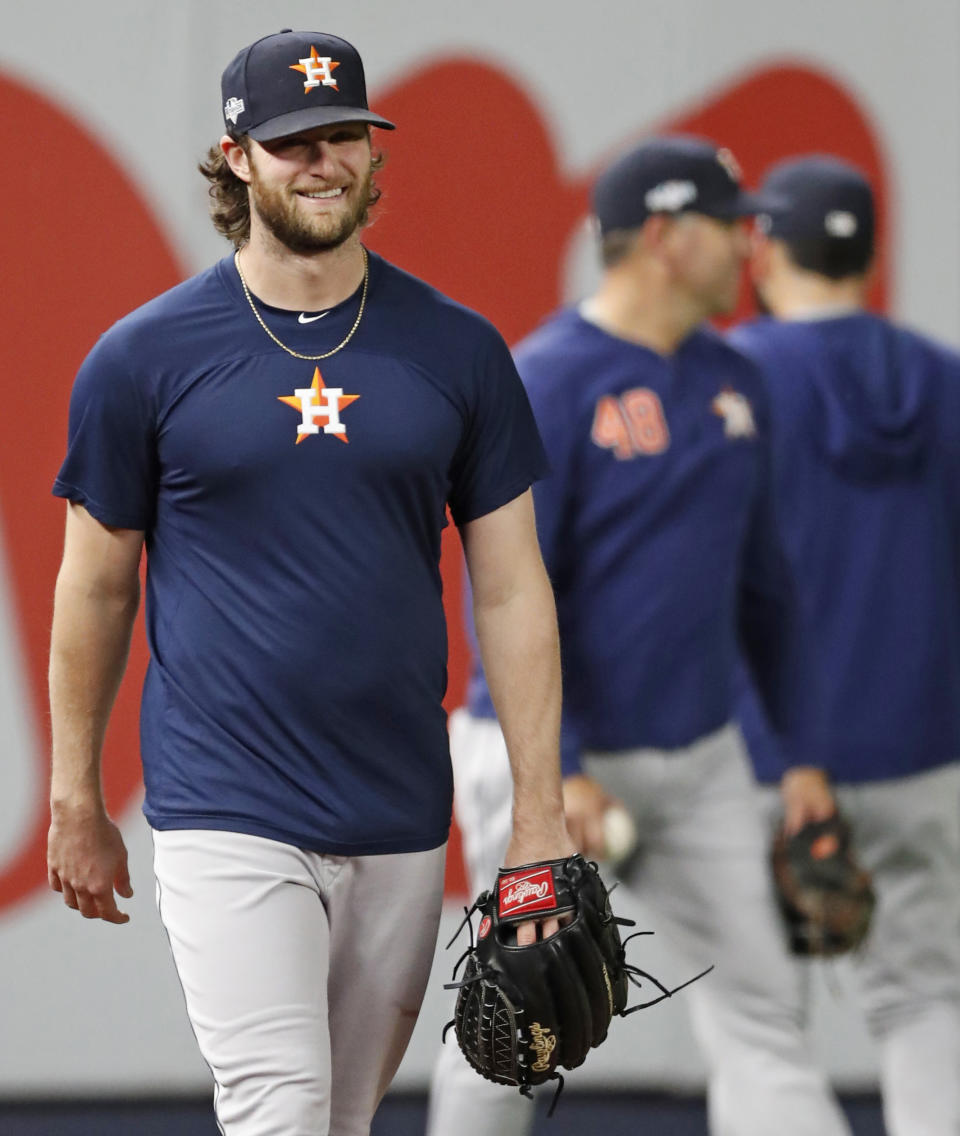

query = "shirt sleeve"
52;331;158;530
447;328;550;527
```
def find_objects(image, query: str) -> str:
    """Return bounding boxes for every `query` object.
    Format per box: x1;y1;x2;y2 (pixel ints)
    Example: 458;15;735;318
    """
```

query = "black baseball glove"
444;855;711;1112
771;812;875;957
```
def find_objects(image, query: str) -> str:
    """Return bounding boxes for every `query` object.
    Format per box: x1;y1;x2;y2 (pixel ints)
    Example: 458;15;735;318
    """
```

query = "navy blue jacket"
732;313;960;783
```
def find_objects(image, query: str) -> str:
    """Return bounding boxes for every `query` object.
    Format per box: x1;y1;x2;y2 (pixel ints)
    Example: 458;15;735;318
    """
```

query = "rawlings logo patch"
478;915;492;940
528;1022;557;1073
498;866;557;918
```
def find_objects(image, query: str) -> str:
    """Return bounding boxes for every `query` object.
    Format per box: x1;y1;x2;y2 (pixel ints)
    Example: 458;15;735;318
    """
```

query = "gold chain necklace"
234;246;369;361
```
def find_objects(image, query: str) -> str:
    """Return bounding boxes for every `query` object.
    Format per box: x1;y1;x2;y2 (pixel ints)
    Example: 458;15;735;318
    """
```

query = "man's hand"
563;774;617;859
780;766;837;836
47;802;133;924
503;823;576;946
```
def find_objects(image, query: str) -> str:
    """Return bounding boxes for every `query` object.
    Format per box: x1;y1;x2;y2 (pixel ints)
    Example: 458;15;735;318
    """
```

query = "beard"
248;163;375;255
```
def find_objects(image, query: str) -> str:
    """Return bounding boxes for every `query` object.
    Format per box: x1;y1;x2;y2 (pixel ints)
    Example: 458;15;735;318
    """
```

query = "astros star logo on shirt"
278;366;360;444
711;387;756;439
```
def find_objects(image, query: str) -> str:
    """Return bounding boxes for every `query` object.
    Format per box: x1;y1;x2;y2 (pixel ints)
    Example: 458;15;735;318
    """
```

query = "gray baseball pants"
154;828;446;1136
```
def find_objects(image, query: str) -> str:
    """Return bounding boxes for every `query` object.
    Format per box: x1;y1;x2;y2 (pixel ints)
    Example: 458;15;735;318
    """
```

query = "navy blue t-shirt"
732;313;960;783
467;308;775;773
54;251;548;854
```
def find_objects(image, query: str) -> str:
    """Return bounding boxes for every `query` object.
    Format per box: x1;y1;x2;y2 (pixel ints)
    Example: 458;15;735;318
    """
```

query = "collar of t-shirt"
253;279;365;325
782;302;864;322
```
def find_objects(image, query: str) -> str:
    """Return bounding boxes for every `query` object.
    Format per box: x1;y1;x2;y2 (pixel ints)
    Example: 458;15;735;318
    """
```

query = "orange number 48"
591;388;670;459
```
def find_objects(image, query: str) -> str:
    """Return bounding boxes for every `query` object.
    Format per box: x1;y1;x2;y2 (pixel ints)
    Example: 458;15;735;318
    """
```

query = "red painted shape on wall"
0;74;182;911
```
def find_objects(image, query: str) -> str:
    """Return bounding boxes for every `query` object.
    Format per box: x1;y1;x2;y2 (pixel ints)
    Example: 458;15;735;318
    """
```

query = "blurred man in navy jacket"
733;155;960;1136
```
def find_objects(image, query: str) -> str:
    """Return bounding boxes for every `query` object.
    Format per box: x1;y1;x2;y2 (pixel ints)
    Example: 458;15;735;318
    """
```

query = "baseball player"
428;137;852;1136
732;155;960;1136
46;29;572;1136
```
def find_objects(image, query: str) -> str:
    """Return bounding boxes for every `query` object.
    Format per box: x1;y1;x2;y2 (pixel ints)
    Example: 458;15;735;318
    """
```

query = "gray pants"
758;763;960;1136
428;711;851;1136
154;829;446;1136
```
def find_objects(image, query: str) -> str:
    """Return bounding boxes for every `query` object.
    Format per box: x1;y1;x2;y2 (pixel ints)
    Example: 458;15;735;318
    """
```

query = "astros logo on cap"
291;47;341;93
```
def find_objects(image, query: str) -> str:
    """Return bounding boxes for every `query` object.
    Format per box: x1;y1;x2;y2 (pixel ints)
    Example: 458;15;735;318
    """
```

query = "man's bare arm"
47;502;144;924
461;490;573;871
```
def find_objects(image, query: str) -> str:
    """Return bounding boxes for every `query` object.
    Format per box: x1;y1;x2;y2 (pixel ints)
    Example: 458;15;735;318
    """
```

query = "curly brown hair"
198;134;385;248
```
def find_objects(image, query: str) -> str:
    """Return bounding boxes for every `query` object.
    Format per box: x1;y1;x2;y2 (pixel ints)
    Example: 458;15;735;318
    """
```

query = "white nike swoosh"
298;311;330;324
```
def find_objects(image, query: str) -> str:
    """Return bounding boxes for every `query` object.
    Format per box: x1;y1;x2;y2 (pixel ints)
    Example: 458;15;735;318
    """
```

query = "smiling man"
46;29;571;1136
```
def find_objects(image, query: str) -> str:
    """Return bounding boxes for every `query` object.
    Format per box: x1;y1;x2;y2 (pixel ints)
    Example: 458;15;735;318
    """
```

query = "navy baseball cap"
220;30;395;141
757;155;874;242
592;136;776;235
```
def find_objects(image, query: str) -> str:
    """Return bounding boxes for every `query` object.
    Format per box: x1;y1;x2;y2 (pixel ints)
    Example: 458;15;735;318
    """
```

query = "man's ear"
639;213;672;255
220;134;252;184
749;229;774;288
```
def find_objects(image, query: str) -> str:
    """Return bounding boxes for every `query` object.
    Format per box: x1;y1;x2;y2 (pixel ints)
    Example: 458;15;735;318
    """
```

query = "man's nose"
304;141;337;173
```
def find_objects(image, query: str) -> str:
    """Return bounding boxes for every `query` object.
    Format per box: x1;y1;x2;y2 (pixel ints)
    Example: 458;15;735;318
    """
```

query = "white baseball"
602;804;638;864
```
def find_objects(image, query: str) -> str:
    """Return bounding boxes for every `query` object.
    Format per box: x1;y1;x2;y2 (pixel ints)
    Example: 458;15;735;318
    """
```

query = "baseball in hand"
601;804;638;865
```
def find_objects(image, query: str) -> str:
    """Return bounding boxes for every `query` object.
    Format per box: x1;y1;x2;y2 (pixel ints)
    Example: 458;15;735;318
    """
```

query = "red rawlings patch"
498;866;557;919
478;915;492;940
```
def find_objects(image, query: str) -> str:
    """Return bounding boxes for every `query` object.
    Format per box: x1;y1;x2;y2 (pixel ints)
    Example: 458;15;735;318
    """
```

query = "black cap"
220;30;395;141
758;155;874;242
592;136;776;235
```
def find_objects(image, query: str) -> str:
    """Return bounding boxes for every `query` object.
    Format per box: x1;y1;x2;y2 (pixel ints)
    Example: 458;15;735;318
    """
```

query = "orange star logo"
278;367;360;444
290;48;341;94
711;386;756;439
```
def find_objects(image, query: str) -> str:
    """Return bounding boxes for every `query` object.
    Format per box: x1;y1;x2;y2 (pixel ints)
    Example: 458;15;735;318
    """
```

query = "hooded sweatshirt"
731;312;960;783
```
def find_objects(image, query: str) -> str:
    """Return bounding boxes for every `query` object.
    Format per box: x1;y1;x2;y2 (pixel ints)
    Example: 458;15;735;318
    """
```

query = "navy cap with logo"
592;136;776;235
757;155;874;244
221;29;395;141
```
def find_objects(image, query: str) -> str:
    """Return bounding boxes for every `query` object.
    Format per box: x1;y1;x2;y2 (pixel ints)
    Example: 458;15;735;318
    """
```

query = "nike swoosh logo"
298;311;330;324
